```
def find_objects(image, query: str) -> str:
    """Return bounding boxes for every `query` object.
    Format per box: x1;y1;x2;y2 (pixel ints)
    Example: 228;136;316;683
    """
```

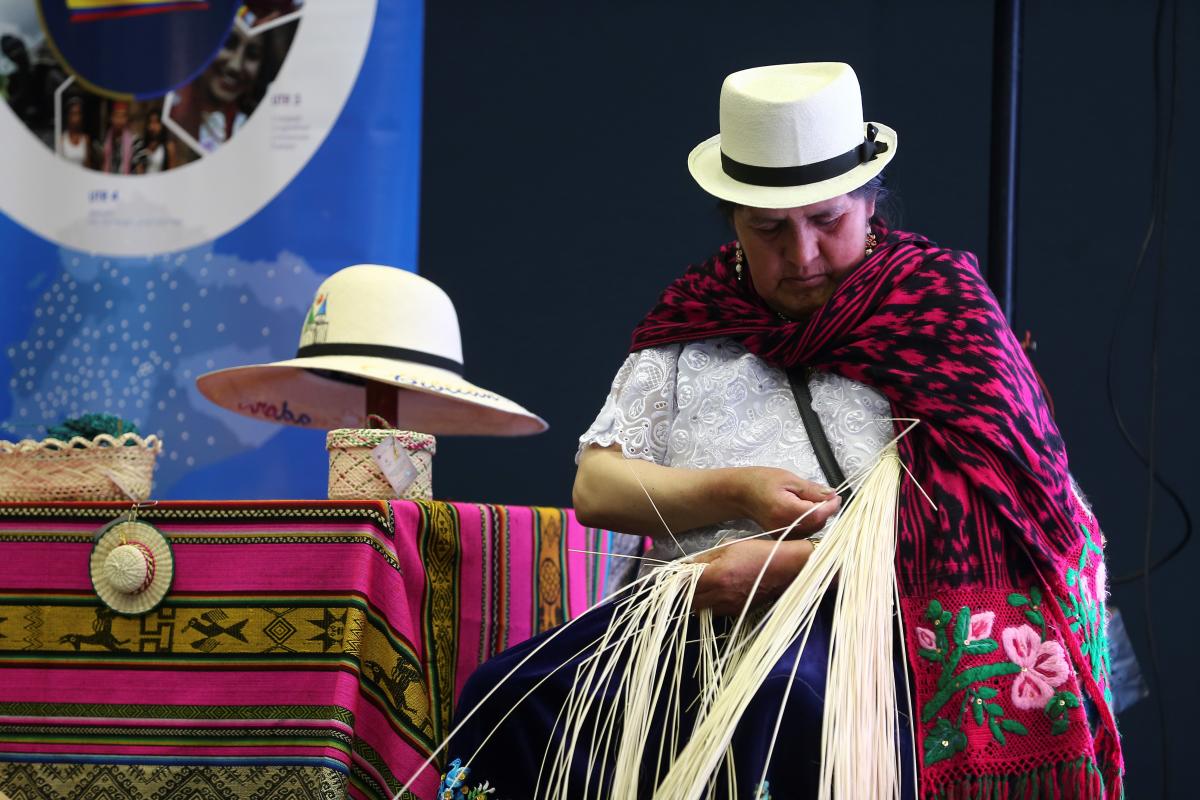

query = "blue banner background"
0;0;423;499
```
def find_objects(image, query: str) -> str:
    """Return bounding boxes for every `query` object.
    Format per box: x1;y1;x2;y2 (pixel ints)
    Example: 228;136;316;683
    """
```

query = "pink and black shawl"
630;229;1123;799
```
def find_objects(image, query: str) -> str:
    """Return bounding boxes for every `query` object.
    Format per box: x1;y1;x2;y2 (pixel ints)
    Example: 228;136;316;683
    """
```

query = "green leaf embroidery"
976;686;998;700
924;719;967;766
1051;718;1070;736
1053;528;1116;702
999;718;1028;735
1006;593;1028;607
989;715;1005;745
1044;691;1081;723
918;648;942;663
961;640;998;656
953;607;970;646
921;663;1022;722
985;703;1004;716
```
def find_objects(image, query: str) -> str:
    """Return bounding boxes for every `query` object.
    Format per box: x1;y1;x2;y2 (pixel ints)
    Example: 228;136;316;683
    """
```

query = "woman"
58;96;91;169
101;100;135;174
169;21;294;153
171;25;264;151
134;109;175;174
439;63;1122;799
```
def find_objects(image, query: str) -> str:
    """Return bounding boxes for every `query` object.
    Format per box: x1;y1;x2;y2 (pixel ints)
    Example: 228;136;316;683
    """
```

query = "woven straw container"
326;428;436;501
0;433;163;502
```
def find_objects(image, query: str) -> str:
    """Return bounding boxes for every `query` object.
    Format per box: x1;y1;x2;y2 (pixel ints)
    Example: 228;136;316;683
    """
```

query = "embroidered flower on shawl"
1002;625;1070;710
966;611;994;643
920;611;992;653
912;614;988;657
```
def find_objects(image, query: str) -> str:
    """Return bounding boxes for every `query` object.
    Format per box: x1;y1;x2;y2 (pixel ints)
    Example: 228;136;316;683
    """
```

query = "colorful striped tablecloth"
0;500;641;800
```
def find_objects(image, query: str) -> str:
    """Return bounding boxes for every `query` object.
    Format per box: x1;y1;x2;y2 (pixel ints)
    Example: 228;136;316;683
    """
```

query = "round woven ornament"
89;519;174;615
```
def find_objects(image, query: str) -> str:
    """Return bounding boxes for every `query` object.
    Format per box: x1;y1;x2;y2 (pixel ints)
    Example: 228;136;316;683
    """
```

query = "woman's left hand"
691;538;815;616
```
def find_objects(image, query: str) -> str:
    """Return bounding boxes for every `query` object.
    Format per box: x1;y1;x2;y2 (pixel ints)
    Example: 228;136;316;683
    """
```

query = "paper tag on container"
371;441;418;496
102;468;144;502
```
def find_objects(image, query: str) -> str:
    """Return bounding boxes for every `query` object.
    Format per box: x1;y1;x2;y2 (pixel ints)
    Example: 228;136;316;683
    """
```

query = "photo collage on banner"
0;0;423;498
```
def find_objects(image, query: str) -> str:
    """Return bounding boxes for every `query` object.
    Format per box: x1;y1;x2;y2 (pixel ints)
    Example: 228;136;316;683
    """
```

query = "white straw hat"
688;62;897;208
90;519;174;615
196;265;547;436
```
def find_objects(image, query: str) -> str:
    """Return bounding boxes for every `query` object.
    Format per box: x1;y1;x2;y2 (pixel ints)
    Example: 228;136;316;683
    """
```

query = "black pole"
987;0;1022;325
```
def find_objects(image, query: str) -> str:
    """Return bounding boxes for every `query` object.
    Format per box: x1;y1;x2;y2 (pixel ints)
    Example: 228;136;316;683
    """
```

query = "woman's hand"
732;467;840;536
574;446;840;542
692;538;815;616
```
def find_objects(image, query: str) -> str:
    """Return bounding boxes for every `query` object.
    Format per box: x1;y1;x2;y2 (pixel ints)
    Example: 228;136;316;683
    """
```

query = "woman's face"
207;29;264;105
733;192;876;321
146;113;162;137
109;103;128;131
66;103;82;131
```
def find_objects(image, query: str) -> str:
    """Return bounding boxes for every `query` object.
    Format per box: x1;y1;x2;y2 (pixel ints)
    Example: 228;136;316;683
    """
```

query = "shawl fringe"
926;755;1119;800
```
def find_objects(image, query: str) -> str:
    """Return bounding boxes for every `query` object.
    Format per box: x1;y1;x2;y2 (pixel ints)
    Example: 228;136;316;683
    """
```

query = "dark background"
419;2;1198;796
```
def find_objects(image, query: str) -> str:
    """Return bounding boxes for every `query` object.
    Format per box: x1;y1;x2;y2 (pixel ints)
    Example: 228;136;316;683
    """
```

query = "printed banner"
0;0;423;499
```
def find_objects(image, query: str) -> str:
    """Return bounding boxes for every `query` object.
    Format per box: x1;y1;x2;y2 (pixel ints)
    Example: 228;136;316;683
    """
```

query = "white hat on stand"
196;265;548;436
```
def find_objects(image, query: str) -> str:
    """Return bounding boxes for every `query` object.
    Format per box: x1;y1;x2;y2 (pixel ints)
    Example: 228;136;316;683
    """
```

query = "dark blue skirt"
445;595;916;799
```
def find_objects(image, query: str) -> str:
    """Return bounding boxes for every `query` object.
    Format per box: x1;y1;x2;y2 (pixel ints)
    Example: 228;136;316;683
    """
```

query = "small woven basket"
0;433;163;502
326;428;436;501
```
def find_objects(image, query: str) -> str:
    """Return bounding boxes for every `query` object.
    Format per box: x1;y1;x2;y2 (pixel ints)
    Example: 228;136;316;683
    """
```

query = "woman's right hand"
573;445;839;541
732;467;840;536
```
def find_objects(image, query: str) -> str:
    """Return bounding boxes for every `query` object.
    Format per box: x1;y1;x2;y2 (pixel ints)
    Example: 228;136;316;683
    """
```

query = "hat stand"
364;380;399;428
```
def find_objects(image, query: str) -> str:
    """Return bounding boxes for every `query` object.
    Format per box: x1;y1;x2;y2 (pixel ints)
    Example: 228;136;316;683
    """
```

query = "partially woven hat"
90;519;174;615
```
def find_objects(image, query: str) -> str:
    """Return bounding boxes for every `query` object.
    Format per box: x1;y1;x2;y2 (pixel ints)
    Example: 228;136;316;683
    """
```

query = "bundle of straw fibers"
651;444;905;800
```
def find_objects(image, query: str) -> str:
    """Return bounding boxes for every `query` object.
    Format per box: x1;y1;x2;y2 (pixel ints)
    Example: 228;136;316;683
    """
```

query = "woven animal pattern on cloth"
0;500;632;800
0;762;347;800
630;229;1123;798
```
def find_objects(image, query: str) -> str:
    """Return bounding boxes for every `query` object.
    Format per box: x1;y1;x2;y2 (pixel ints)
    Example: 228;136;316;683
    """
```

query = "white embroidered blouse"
577;337;895;566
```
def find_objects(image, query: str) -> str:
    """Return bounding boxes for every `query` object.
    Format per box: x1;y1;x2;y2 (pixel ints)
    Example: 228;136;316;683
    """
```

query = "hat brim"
688;122;897;209
90;520;174;616
196;354;548;437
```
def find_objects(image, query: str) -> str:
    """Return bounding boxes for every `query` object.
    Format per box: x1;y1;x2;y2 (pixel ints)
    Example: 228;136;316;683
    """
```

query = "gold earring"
864;229;877;257
735;244;744;281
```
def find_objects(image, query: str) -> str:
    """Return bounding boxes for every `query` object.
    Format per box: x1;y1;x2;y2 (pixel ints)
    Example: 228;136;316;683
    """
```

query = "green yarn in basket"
46;414;139;448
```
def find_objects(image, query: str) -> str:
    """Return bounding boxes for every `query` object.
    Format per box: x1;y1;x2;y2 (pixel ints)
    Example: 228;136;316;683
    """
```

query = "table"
0;500;640;799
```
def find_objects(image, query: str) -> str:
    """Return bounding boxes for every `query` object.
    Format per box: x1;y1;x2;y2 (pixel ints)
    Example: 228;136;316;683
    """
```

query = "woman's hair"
239;22;297;115
716;172;899;229
143;108;165;147
851;173;896;226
